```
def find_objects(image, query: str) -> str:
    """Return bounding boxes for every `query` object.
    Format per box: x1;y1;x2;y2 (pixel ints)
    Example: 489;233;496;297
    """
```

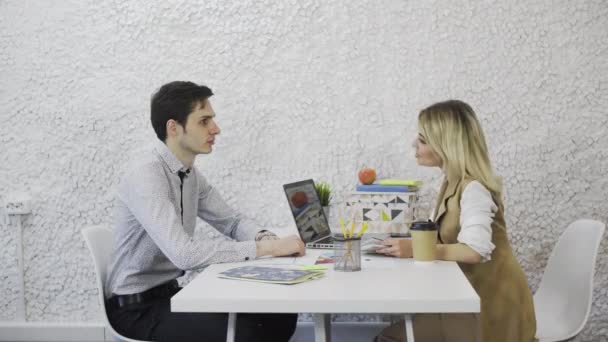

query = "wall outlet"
5;201;32;215
3;193;32;215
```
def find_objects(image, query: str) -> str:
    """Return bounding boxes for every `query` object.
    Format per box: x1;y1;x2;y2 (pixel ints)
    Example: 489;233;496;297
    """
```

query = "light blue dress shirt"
106;141;261;297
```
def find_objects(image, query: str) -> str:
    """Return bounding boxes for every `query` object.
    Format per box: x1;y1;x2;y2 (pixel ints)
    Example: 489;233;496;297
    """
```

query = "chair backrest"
82;225;148;342
534;219;605;340
82;226;114;294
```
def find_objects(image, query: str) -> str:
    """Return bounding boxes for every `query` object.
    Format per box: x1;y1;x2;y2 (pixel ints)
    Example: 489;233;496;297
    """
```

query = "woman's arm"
376;239;482;263
457;181;497;262
436;243;482;264
378;181;497;263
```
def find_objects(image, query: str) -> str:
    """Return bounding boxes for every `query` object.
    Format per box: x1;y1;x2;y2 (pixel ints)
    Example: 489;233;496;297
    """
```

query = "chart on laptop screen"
283;180;331;243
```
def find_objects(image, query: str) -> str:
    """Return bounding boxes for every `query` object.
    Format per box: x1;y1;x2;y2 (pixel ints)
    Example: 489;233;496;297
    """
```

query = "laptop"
283;179;337;249
283;179;388;251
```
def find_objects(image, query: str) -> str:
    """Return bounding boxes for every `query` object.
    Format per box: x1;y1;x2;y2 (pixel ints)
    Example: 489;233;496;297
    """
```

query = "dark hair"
150;81;214;141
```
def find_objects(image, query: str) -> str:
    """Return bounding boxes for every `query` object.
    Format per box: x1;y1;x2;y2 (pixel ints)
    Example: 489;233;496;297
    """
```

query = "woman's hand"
376;238;413;258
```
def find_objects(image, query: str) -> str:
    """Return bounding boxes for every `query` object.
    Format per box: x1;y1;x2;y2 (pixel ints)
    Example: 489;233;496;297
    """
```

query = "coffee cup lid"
410;220;438;231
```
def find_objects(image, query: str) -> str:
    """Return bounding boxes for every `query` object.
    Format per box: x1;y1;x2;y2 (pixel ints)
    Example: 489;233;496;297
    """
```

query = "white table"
171;250;480;342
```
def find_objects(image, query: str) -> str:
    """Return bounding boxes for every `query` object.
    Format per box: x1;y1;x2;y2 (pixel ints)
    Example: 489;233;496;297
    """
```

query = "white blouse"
432;180;497;262
458;181;497;262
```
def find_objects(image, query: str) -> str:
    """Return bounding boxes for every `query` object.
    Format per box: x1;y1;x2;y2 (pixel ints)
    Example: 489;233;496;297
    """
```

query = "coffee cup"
410;220;438;262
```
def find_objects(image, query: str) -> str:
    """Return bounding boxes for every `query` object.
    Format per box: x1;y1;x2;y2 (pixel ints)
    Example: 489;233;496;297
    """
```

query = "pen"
356;222;369;238
339;217;348;238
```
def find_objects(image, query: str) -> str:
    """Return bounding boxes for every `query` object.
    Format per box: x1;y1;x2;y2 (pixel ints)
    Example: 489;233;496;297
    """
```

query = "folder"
377;179;423;187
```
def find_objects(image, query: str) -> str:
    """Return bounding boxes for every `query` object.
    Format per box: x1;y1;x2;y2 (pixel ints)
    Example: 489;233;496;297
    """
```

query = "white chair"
534;219;605;342
82;225;150;342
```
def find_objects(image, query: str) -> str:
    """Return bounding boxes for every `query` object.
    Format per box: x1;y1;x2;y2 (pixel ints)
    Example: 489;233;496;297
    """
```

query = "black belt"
107;279;181;309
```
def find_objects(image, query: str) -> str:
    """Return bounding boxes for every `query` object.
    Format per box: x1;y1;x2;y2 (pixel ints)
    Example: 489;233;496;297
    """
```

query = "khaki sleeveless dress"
376;179;537;342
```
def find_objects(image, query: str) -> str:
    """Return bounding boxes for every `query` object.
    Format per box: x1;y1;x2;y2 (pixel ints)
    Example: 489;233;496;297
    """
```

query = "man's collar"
153;140;189;174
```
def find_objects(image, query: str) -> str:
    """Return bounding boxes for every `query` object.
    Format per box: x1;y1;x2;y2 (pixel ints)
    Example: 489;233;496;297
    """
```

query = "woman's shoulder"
461;177;487;192
463;179;488;191
461;180;498;211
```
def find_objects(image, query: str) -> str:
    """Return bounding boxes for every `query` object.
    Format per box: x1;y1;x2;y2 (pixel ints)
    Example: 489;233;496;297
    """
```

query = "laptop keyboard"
306;236;336;249
320;236;334;244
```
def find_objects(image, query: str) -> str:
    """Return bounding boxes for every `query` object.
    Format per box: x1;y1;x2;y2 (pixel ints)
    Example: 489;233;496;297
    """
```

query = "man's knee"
237;313;298;342
266;313;297;330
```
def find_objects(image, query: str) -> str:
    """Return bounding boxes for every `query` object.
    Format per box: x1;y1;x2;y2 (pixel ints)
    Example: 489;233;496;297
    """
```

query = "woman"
375;100;537;342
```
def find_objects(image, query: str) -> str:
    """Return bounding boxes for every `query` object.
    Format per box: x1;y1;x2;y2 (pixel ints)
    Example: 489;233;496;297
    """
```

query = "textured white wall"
1;0;607;340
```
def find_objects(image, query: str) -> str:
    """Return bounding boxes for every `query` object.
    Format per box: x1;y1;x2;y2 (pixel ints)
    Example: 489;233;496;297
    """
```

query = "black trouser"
106;286;297;342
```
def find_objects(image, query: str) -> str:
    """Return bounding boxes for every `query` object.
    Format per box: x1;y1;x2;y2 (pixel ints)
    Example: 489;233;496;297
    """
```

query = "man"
105;81;305;341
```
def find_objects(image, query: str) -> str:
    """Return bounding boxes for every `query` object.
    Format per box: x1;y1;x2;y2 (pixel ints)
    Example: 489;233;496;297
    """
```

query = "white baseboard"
0;322;110;341
0;321;388;342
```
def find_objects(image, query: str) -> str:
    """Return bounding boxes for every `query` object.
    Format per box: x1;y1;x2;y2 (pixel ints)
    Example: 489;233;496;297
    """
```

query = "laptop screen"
283;179;332;243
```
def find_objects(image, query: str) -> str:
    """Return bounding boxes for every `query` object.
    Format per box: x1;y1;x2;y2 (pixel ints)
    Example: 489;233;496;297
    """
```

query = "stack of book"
355;179;422;193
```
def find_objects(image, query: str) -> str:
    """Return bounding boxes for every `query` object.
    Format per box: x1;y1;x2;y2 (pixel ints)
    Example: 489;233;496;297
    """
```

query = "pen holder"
333;236;362;272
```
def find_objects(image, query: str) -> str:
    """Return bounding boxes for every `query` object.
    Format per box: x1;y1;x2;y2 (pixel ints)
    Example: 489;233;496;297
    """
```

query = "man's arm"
120;164;258;269
195;170;267;241
194;171;304;256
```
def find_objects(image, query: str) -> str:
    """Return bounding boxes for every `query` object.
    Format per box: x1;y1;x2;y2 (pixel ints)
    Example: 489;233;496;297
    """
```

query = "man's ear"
166;119;179;138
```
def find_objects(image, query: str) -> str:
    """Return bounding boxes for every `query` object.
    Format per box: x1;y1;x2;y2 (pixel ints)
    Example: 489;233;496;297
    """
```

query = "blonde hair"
418;100;502;196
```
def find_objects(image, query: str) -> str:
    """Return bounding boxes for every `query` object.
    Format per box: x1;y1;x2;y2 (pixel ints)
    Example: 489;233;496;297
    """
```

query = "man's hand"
376;238;413;258
256;235;305;257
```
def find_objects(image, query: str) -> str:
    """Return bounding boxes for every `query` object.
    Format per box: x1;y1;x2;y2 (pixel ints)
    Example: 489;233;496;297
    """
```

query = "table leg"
313;313;331;342
226;312;237;342
404;314;415;342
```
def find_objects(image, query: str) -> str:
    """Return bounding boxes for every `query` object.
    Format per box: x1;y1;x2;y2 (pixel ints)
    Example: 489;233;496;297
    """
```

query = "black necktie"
177;169;190;225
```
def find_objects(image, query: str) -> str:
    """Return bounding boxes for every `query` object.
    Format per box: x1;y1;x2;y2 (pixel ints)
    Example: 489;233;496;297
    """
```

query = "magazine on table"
218;266;325;285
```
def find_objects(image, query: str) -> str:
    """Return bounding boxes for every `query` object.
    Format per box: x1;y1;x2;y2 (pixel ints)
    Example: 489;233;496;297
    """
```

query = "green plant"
315;181;332;207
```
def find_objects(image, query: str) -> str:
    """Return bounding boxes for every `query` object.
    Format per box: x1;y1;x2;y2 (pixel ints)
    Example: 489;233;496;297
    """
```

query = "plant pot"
323;206;330;222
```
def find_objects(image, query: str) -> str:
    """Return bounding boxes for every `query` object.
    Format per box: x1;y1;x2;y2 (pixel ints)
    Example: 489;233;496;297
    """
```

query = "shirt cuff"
240;240;258;261
233;217;263;241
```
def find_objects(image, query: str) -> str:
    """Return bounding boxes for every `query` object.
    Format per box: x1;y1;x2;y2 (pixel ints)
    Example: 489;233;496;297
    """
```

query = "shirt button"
245;257;250;261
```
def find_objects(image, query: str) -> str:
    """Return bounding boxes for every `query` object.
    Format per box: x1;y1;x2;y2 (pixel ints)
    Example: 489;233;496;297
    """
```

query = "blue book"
356;184;412;192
